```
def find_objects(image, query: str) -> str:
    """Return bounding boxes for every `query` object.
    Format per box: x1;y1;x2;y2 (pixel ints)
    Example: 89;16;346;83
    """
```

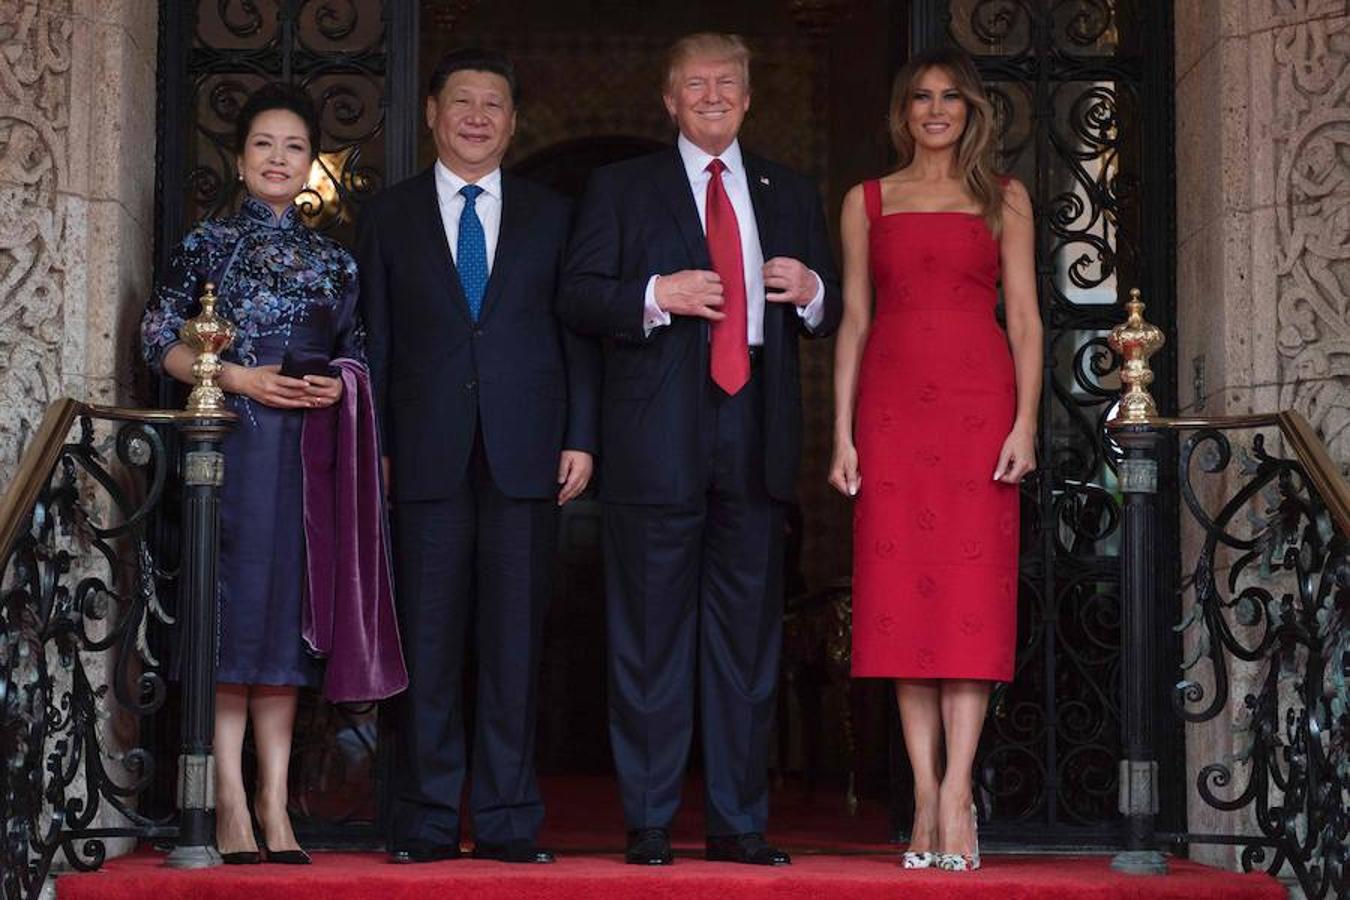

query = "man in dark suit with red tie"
559;33;841;867
358;48;599;865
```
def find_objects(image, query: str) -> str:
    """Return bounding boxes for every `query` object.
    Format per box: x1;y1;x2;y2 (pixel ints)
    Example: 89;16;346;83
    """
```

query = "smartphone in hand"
279;350;336;380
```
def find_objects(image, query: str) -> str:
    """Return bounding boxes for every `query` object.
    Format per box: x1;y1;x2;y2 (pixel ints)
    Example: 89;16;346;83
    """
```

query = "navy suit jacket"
558;147;841;505
358;167;600;502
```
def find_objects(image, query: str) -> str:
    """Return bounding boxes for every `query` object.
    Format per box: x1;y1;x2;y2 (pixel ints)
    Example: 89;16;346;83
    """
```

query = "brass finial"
179;282;236;415
1107;288;1165;425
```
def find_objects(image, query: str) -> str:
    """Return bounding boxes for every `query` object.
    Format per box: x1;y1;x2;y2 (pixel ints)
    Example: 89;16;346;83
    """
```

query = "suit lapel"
478;173;525;323
657;148;712;270
418;167;473;325
744;152;784;364
744;153;778;260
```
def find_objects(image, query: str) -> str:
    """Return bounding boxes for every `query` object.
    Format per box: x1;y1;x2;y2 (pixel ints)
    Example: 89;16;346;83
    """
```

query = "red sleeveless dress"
850;179;1019;682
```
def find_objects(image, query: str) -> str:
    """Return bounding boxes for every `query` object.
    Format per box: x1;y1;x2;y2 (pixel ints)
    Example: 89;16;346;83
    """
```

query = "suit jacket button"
465;379;477;391
473;328;484;337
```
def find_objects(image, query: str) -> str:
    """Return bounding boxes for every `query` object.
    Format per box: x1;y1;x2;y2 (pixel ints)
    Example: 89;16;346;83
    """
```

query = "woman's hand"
993;424;1037;484
300;373;343;409
828;439;861;497
222;363;311;410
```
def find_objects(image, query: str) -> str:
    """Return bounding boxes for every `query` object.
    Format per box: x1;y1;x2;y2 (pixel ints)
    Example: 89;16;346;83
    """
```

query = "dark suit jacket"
358;167;600;502
558;146;841;506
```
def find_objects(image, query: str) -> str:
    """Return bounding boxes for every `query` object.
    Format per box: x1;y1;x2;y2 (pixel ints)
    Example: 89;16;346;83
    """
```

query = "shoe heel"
936;804;981;872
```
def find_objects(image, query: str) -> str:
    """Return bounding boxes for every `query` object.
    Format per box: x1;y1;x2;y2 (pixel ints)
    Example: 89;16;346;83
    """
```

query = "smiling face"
426;68;516;180
906;65;969;153
236;108;313;215
663;54;750;157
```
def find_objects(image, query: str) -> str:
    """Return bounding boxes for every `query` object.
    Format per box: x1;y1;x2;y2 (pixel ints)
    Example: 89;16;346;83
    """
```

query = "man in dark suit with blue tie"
560;33;841;867
357;48;599;865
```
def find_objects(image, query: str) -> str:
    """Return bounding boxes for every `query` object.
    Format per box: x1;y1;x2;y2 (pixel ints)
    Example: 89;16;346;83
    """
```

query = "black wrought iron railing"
3;298;1344;900
1106;295;1347;899
0;399;233;900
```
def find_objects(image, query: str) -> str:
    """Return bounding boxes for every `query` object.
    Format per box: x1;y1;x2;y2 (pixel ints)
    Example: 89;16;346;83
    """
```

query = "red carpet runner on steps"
54;851;1284;900
55;777;1283;899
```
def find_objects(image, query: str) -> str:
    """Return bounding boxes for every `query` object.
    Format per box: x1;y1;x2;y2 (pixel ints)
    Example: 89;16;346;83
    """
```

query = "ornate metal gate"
151;0;415;844
909;0;1182;845
151;0;1181;848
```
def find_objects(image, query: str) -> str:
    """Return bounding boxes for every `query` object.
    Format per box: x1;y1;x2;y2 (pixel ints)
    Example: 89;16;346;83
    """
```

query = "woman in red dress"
830;47;1042;872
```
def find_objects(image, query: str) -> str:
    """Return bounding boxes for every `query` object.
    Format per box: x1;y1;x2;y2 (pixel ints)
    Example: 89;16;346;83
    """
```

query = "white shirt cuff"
796;271;826;331
643;275;672;337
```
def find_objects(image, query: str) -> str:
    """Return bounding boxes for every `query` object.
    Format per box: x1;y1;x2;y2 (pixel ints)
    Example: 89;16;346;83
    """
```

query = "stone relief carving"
1273;9;1350;465
0;1;73;479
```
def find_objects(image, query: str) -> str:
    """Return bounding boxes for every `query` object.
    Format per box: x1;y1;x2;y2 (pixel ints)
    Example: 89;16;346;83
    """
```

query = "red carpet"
535;774;895;852
55;777;1283;899
56;850;1284;900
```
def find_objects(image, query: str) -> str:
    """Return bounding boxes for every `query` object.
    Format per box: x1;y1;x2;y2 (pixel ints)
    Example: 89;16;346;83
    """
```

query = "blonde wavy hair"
888;47;1004;235
665;33;751;95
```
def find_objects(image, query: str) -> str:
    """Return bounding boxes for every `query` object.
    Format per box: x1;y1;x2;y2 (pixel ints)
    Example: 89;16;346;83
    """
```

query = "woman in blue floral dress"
141;83;359;864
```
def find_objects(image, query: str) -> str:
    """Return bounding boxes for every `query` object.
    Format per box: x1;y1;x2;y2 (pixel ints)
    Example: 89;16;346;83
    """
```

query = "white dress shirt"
434;161;504;272
643;135;826;339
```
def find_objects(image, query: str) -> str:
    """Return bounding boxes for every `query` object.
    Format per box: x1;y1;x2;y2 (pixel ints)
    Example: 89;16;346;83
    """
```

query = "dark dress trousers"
559;147;840;835
358;167;599;848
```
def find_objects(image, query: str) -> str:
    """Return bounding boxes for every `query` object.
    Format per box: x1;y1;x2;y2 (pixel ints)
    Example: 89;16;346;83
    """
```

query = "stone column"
0;0;158;483
1173;0;1348;872
0;0;159;869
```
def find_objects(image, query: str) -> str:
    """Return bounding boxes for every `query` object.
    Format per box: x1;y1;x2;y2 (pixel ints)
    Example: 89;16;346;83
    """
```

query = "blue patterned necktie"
456;183;488;320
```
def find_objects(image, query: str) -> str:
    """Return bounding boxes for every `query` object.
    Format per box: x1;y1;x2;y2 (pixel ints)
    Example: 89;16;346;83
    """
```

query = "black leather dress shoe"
705;833;791;866
388;840;462;864
471;841;556;864
625;827;673;866
220;850;261;865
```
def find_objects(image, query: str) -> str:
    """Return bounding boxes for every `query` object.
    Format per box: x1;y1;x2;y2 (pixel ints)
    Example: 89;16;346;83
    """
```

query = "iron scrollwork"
1;416;176;900
941;0;1176;842
184;0;389;242
1173;428;1348;900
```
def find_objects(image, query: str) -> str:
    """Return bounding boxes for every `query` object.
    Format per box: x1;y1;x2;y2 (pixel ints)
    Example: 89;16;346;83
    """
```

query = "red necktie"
704;159;749;395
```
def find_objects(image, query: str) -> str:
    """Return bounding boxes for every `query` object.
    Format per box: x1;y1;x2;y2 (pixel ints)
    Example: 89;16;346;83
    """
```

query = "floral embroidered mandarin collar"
239;193;303;231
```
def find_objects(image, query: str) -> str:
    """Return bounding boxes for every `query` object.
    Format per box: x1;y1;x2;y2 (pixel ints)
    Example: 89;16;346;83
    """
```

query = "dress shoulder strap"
862;179;882;223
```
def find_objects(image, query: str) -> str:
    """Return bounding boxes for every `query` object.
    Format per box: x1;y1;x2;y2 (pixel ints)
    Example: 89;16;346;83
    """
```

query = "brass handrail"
0;397;85;567
0;399;238;566
1115;411;1350;537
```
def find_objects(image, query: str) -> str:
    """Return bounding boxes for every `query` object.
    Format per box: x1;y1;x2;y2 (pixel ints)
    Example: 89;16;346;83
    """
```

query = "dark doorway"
152;0;1180;851
515;136;668;200
512;135;664;775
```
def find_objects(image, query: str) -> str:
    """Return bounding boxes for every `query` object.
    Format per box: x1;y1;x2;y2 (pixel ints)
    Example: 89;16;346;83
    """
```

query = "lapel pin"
759;175;771;186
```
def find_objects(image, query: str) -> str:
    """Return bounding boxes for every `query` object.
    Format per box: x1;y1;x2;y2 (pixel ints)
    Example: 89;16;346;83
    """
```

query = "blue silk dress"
142;195;363;686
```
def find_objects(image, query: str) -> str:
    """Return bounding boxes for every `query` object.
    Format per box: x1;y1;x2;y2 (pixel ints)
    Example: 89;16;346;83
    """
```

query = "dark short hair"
234;81;321;159
427;47;520;105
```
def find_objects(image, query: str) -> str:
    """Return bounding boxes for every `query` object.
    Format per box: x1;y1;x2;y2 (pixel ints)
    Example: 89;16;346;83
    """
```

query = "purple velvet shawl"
300;358;408;702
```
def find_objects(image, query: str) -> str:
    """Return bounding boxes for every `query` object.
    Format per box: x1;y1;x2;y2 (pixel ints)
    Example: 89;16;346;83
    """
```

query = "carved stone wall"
0;0;158;486
1174;0;1348;872
1177;0;1350;448
0;0;158;869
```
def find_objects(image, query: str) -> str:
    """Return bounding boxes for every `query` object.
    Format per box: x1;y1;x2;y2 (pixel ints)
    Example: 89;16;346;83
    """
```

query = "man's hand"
654;270;726;320
763;257;817;306
557;450;594;505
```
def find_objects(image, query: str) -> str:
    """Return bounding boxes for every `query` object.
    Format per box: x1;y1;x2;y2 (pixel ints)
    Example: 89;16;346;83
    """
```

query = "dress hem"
850;670;1011;683
216;668;322;688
